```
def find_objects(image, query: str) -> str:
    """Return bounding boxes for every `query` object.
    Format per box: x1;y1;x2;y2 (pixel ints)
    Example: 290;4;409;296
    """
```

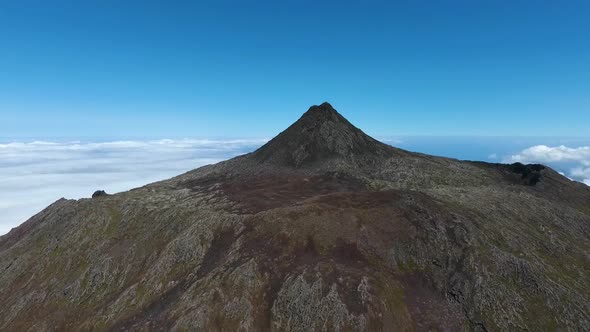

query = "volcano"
252;102;395;168
1;103;589;331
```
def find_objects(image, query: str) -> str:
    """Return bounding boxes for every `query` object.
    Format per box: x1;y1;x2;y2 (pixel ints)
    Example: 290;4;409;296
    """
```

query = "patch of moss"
376;274;414;330
396;259;420;273
522;296;558;330
105;206;122;237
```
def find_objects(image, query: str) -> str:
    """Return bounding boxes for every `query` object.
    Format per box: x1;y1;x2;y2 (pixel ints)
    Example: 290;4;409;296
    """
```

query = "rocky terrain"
1;102;589;331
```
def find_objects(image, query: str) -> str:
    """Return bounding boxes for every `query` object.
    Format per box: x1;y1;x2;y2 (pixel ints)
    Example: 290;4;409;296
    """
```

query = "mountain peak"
293;102;350;129
305;101;338;115
251;102;394;168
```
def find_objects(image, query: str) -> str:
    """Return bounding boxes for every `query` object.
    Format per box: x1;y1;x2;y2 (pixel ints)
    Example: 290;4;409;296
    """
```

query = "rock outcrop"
92;190;109;198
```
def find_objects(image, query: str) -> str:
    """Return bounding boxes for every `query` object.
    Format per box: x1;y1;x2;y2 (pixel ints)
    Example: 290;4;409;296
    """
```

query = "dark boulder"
509;162;545;186
92;190;108;198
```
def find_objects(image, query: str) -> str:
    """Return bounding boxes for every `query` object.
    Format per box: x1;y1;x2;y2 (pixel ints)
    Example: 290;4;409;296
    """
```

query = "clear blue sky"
1;1;588;138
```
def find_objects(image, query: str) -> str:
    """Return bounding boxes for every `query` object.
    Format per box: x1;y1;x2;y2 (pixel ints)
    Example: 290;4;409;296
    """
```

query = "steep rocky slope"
1;103;589;331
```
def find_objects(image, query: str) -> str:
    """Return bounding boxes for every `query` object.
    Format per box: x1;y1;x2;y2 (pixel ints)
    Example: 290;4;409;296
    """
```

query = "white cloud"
0;139;267;235
504;145;590;165
504;145;590;186
379;138;403;145
571;167;590;179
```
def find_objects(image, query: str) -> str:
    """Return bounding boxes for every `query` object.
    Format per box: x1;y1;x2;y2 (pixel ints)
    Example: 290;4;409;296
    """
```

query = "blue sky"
1;1;590;233
1;1;589;138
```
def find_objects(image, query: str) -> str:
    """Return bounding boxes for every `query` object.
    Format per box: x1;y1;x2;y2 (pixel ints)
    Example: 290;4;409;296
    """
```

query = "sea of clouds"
0;139;267;235
1;139;588;236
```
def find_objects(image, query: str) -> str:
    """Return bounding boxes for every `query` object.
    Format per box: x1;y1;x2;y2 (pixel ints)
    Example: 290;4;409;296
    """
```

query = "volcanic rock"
92;190;109;198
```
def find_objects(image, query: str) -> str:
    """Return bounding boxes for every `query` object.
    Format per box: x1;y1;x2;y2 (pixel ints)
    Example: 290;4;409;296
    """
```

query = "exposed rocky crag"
1;102;589;331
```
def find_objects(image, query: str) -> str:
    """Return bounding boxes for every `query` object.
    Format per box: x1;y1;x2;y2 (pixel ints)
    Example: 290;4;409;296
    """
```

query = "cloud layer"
0;139;266;235
2;139;588;236
504;145;590;185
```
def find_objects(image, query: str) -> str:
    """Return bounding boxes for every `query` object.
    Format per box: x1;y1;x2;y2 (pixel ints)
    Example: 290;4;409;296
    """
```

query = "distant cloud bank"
0;139;267;235
505;145;590;185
